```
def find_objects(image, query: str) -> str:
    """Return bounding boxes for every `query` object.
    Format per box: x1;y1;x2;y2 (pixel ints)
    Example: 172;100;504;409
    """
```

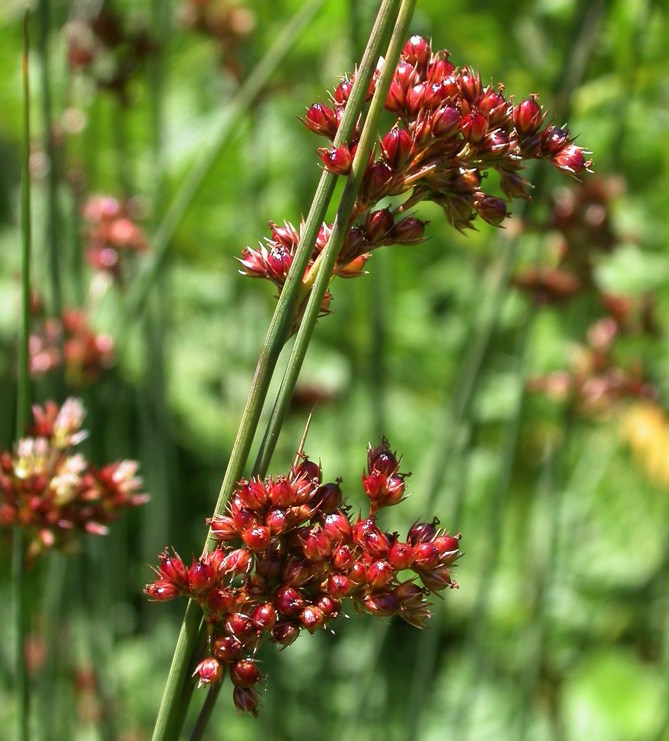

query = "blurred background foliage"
1;0;669;739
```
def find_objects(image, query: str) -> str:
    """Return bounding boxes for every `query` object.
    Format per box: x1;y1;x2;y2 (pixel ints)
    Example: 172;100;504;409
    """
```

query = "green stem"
253;0;417;478
14;12;33;741
128;0;326;320
150;4;404;739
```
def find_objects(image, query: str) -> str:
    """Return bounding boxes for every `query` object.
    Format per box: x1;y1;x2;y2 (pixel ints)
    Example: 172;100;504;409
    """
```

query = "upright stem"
14;12;33;741
151;5;404;740
253;0;417;479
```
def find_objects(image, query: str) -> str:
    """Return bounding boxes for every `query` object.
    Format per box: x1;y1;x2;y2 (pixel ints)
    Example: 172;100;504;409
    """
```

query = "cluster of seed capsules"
144;439;461;716
0;399;148;559
238;34;591;309
29;308;115;386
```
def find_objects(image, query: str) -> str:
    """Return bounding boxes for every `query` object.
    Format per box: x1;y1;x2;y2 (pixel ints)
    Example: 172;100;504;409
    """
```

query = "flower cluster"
29;308;115;387
527;316;657;415
83;195;149;283
65;7;156;102
145;439;461;716
0;399;148;559
239;35;590;315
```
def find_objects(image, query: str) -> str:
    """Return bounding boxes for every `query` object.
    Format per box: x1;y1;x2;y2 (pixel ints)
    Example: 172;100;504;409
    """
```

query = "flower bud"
367;437;399;475
251;602;278;632
427;54;454;83
193;657;223;687
419;565;454;592
353;518;391;558
366;559;394;589
271;619;300;647
459;66;482;102
157;549;188;589
431;105;460;137
381;126;413;168
331;544;355;571
310;481;343;512
460;111;488;143
318;144;353;175
360;161;394;204
552;143;590;174
475;195;508;226
188;558;216;596
300;605;326;633
233;686;259;716
225;612;255;642
403;35;431;67
433;532;461;560
390;217;427;245
304;103;338;137
212;634;243;663
236;479;267;510
265;507;290;535
266;245;293;281
333;78;353;105
207;587;237;617
231;659;262;688
364;209;395;244
385;79;406;113
241;524;271;552
389;539;415;570
221;548;254;576
301;525;334;561
541;126;570;154
514;96;543;136
327;573;355;598
291;456;322;485
408;519;439;545
363;591;401;616
323;510;352;543
267;478;296;508
316;594;341;618
144;580;180;600
274;585;305;616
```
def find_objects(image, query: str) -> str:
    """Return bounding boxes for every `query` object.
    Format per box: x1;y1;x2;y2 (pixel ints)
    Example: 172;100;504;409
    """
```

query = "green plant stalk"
151;4;403;739
14;13;32;741
253;0;418;479
128;0;326;320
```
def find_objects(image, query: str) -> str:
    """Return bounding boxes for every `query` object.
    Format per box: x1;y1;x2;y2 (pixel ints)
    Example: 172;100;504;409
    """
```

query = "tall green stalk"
252;0;418;479
14;12;33;741
151;4;406;739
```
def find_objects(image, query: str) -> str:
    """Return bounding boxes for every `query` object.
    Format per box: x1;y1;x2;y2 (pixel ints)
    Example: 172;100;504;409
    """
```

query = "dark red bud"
311;481;343;512
233;686;259;715
427;55;455;83
381;127;413;168
413;542;440;570
459;67;482;101
268;478;295;508
420;565;454;592
265;507;289;535
318;144;353;175
363;591;401;616
385;79;406;113
389;217;426;245
236;480;267;510
302;526;333;561
514;96;544;136
251;602;278;632
431;105;460;137
213;634;243;663
405;83;427;118
271;619;301;647
304;103;338;137
402;35;431;67
241;524;271;552
333;78;353;105
300;605;326;633
193;657;223;686
209;514;238;541
408;519;439;545
389;539;415;570
221;548;254;576
282;556;314;587
395;60;419;89
292;456;322;484
433;533;461;558
316;594;341;618
365;208;394;244
206;587;237;616
460;111;488;143
323;510;352;543
360;162;395;204
224;612;255;642
157;549;188;589
542;126;570;154
383;475;406;506
331;544;355;571
353;518;391;558
144;580;180;600
366;559;395;589
231;659;262;688
475;195;509;226
187;559;216;596
266;245;293;281
367;438;398;474
552;143;590;174
329;573;356;598
275;585;305;615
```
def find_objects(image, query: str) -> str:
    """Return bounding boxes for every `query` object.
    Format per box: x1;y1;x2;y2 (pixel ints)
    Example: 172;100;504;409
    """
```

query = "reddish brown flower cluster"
512;177;622;305
239;35;590;312
527;317;657;415
29;308;115;386
179;1;256;79
65;7;156;102
145;439;461;716
0;399;148;559
83;195;149;283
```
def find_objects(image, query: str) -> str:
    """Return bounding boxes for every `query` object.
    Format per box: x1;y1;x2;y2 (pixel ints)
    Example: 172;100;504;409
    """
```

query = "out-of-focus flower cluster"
65;7;157;102
145;439;461;715
83;195;149;283
29;308;115;387
239;35;590;317
179;0;255;79
516;177;660;416
0;399;148;559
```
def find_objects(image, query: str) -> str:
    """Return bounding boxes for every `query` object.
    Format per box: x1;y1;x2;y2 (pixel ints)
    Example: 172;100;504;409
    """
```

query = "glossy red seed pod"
513;96;544;136
363;591;401;616
327;573;355;598
251;602;278;632
241;524;271;552
304;103;338;137
230;659;262;688
212;634;243;663
144;580;180;600
318;144;353;175
300;605;326;634
366;559;395;589
381;126;412;168
389;539;415;570
271;619;301;647
413;542;441;570
187;559;215;596
274;585;305;615
157;549;188;589
193;657;223;686
402;35;431;67
233;686;260;716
